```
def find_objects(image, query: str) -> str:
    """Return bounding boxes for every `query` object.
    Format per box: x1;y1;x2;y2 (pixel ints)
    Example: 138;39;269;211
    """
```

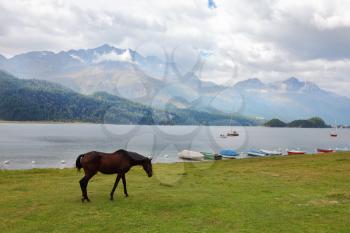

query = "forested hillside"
0;70;257;125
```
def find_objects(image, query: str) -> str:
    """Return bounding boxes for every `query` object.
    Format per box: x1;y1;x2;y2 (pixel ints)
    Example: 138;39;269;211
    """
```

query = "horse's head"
142;157;153;177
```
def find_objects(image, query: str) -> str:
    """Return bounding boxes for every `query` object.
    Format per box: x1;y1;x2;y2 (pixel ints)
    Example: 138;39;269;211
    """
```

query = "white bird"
31;161;36;164
3;160;9;165
164;154;169;158
60;160;66;164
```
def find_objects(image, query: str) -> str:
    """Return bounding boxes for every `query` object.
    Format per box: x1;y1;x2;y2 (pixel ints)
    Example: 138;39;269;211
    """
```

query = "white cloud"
313;14;350;30
0;0;350;95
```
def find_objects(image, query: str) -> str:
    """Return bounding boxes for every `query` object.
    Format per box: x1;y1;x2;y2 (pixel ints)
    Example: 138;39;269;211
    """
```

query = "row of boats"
220;127;339;139
178;147;349;161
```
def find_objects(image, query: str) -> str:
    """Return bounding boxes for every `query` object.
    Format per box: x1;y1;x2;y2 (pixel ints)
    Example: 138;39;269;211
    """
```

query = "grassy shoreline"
1;153;350;232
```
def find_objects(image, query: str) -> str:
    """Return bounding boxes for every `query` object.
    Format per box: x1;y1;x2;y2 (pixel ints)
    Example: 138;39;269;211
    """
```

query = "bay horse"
75;149;153;202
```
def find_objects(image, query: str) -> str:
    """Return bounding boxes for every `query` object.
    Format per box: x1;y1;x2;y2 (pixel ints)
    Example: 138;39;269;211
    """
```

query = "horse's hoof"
110;197;114;201
125;195;129;198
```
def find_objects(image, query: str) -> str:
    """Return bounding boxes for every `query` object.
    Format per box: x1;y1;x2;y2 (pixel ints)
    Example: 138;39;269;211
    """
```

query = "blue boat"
219;149;239;158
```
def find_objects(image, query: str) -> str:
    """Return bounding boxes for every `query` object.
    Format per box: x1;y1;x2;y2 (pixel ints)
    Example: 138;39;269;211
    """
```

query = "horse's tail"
76;154;84;171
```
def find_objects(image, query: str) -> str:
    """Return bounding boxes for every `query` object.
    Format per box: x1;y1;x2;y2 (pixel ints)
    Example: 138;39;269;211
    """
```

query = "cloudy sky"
1;0;350;95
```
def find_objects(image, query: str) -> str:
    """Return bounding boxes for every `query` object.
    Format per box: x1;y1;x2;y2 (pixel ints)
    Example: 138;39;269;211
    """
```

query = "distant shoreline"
0;120;349;129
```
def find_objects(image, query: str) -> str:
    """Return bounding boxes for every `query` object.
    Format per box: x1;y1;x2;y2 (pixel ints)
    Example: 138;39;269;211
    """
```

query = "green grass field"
1;153;350;233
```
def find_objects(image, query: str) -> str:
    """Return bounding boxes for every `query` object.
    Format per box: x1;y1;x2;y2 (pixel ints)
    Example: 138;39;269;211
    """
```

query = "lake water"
0;123;349;169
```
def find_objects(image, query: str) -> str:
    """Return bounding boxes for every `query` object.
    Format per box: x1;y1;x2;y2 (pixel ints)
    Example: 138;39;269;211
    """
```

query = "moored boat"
226;114;239;136
200;152;222;160
287;150;306;155
219;149;239;159
178;150;204;161
317;148;335;153
259;149;282;155
335;147;349;152
330;122;338;137
227;131;239;136
247;150;267;157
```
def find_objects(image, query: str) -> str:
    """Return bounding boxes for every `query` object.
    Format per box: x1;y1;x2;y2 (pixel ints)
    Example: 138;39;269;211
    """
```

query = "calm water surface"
0;123;349;169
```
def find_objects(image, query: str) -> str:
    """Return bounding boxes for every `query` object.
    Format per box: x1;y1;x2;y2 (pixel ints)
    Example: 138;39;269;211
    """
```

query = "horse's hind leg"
110;174;121;201
122;174;128;197
79;177;85;201
79;176;90;202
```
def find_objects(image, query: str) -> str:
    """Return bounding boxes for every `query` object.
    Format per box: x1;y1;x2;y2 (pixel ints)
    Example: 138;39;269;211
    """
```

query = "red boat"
287;150;306;155
317;148;335;153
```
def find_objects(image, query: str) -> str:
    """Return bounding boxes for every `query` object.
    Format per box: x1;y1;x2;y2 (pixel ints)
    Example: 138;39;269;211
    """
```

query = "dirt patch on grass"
260;171;281;177
327;192;350;202
305;192;350;207
308;199;339;206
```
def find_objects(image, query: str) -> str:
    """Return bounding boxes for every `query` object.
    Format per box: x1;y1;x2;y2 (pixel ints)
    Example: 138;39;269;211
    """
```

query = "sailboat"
226;113;239;137
330;121;338;137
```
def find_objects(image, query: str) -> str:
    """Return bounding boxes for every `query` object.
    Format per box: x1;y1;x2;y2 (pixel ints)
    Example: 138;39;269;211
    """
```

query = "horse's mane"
117;149;148;162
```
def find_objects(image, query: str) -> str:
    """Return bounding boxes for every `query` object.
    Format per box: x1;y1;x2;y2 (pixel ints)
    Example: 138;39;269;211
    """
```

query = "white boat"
330;121;338;137
223;114;239;137
260;149;282;155
247;150;266;157
178;150;204;161
227;130;239;137
335;147;349;152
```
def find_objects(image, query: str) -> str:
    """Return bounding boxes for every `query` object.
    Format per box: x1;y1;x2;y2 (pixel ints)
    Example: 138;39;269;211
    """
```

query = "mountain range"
0;70;255;125
1;44;350;124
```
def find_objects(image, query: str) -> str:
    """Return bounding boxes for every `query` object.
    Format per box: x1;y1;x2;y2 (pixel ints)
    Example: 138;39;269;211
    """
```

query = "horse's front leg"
110;174;121;200
122;174;128;197
80;173;94;202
